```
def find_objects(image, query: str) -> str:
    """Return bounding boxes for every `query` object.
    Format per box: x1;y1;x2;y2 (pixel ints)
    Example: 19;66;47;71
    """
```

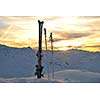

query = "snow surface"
50;69;100;83
0;44;100;83
0;77;61;83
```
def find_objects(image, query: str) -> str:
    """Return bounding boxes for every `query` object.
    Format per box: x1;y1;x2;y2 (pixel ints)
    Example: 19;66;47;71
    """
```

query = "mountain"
0;44;100;82
44;49;100;73
0;45;36;78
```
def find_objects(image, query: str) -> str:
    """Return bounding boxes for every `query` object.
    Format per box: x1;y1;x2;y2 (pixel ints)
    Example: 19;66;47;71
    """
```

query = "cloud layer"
0;16;100;52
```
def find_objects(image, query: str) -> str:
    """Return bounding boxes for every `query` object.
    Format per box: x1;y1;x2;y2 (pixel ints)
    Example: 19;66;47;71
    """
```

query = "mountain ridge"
0;43;100;53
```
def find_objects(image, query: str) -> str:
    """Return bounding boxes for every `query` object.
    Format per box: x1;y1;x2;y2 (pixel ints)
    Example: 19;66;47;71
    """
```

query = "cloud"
0;16;33;22
0;16;100;52
48;37;66;42
78;16;100;19
0;16;61;23
85;45;100;48
0;21;9;29
0;38;37;48
68;45;100;49
52;31;93;42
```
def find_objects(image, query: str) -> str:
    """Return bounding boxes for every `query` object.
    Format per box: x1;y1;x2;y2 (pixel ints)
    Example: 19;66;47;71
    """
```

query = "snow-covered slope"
0;45;36;78
50;69;100;83
0;44;100;82
44;49;100;73
0;77;61;83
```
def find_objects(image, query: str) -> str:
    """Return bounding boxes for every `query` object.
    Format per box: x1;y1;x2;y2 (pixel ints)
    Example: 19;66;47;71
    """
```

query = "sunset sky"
0;16;100;52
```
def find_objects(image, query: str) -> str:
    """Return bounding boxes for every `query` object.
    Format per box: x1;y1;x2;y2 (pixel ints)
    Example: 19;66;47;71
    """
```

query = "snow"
0;44;100;82
50;69;100;83
0;77;61;83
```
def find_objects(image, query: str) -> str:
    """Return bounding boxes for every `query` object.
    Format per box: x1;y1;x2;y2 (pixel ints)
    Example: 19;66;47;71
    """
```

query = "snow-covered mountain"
0;45;36;78
0;44;100;82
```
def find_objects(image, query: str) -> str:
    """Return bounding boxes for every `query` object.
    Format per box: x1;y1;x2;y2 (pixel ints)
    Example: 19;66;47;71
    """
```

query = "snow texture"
0;44;100;82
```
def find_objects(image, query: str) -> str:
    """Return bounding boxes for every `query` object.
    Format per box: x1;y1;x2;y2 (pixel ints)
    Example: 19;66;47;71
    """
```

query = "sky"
0;16;100;52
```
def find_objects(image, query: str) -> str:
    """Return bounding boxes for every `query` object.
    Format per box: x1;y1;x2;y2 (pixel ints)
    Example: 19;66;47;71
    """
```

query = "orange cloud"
0;16;100;52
